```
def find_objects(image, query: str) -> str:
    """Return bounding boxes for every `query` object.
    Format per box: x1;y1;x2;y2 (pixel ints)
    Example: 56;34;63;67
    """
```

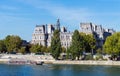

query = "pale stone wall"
0;54;55;63
53;60;120;66
1;54;120;65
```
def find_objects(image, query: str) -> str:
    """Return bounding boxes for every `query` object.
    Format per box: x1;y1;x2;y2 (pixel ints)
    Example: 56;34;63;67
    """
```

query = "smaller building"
80;22;115;48
60;32;73;48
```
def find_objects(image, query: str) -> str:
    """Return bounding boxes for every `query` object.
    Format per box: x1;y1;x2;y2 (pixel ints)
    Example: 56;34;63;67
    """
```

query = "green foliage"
95;54;103;60
50;30;61;60
67;32;96;60
96;48;102;55
41;46;47;53
84;54;93;60
30;44;42;53
61;47;66;53
70;30;84;60
66;47;71;59
80;33;96;53
45;46;51;53
95;48;103;60
0;40;6;53
104;32;120;57
30;44;50;53
88;34;96;50
19;47;26;54
4;35;22;53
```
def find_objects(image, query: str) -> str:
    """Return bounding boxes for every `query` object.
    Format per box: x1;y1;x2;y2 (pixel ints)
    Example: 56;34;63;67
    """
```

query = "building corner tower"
56;19;60;31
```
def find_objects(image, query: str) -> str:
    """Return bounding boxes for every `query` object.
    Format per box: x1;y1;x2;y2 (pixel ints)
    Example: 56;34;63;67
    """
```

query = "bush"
95;54;103;60
84;55;93;60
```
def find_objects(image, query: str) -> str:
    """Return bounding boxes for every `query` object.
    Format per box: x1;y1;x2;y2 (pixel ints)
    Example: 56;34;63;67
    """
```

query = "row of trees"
68;30;96;60
0;35;22;53
30;44;50;53
50;30;120;60
0;35;49;54
50;30;96;60
1;31;119;60
0;35;66;55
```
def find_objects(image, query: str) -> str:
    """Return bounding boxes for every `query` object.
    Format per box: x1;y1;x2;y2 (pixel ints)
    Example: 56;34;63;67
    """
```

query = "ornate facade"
31;20;115;49
80;22;115;48
31;19;72;48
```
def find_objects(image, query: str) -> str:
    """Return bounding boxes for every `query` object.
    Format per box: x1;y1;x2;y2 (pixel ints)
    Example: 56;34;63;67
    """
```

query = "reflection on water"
0;64;120;76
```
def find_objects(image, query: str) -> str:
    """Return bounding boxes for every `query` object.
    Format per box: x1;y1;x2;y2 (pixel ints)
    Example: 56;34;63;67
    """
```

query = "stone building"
80;22;115;48
31;20;115;49
31;19;72;48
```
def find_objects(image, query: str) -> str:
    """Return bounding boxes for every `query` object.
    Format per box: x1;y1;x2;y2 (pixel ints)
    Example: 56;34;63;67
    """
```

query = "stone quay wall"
53;60;120;66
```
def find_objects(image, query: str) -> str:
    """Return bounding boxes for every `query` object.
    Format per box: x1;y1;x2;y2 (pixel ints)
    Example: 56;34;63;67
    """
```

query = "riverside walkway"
1;54;120;66
0;54;55;63
53;60;120;65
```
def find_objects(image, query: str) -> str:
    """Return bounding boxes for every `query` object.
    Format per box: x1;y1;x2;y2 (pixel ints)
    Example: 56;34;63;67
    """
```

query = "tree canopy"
0;40;6;53
85;34;96;54
4;35;22;53
30;44;43;53
79;33;96;54
50;30;61;59
104;32;120;56
70;30;84;60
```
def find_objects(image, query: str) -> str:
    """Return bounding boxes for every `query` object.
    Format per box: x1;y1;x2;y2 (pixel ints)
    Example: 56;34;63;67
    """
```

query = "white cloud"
16;0;93;30
12;0;120;31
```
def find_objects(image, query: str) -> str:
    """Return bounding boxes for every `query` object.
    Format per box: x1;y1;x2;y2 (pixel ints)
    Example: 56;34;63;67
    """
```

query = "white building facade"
31;20;115;49
80;22;115;48
31;19;72;48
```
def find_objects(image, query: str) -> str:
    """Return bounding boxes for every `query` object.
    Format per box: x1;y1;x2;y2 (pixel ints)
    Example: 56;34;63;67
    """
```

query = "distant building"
31;20;115;49
80;22;115;48
31;19;72;49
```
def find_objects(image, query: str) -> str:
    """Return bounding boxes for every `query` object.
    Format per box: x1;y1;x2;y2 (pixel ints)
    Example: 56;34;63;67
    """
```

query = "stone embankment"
1;54;120;66
0;54;55;63
53;60;120;66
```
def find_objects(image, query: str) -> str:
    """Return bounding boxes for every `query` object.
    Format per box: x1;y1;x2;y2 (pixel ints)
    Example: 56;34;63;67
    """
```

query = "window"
39;29;42;33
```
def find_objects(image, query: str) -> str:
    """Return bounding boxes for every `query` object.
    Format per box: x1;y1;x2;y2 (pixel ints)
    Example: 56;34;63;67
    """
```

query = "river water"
0;64;120;76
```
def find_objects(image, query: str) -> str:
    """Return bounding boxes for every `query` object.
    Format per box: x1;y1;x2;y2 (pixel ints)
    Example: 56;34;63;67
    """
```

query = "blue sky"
0;0;120;41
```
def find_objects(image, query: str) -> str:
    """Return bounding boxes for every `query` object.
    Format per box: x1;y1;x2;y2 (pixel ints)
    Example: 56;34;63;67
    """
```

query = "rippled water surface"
0;64;120;76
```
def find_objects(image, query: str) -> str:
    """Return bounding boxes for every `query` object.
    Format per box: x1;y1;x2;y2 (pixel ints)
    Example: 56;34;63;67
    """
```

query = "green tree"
45;46;51;53
4;35;22;53
81;34;96;54
61;47;66;53
70;30;84;60
87;34;96;54
0;40;6;53
96;48;102;55
19;47;26;54
66;47;72;59
103;32;120;60
41;46;47;53
30;44;42;53
79;33;87;52
50;30;61;60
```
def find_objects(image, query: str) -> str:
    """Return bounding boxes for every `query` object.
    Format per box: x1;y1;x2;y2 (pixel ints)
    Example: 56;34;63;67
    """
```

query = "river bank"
52;60;120;66
1;54;120;66
0;54;55;64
